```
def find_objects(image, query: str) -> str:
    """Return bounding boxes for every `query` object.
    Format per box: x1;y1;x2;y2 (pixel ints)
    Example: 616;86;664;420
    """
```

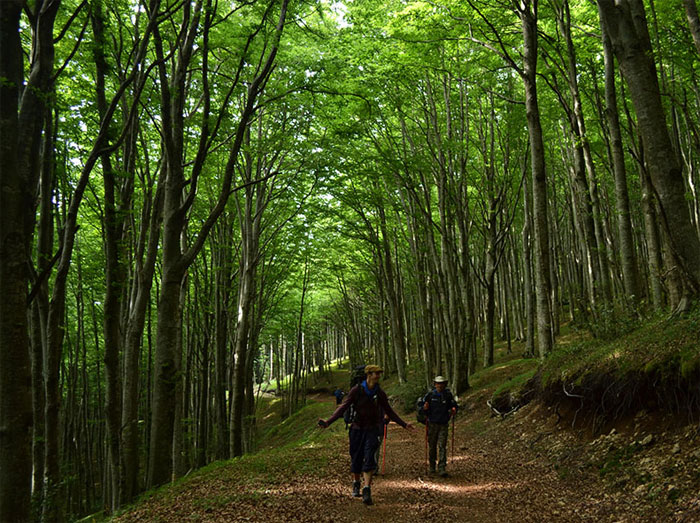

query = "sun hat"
433;375;448;383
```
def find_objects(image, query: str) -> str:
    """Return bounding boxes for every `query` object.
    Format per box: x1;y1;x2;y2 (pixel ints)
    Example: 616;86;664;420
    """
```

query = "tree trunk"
640;165;666;309
214;220;232;460
598;0;700;305
378;204;407;383
520;0;554;357
231;153;261;455
1;0;62;517
598;4;641;303
522;172;536;357
0;3;35;519
92;4;124;509
683;0;700;57
121;175;162;501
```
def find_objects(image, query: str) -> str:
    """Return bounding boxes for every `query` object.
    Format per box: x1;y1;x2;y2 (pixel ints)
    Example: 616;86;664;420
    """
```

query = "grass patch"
114;400;344;521
492;368;538;399
521;307;700;429
470;355;539;394
599;442;643;478
256;400;334;451
542;307;700;388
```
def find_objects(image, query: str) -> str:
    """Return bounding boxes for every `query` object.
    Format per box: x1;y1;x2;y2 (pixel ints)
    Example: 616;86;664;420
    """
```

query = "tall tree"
598;0;700;308
597;2;641;304
148;0;290;486
0;0;56;517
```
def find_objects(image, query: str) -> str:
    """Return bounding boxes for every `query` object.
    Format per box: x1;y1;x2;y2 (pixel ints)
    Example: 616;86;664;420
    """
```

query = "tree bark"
0;1;38;518
121;172;162;501
213;220;233;460
520;0;554;357
378;204;407;383
598;0;700;305
92;3;125;509
683;0;700;57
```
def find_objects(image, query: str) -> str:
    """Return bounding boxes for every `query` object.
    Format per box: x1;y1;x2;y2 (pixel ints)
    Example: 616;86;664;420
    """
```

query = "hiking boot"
439;470;449;478
429;463;436;475
352;481;361;497
362;486;373;505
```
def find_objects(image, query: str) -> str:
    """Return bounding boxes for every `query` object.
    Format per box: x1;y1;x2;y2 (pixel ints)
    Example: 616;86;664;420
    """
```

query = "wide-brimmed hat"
365;364;384;374
433;375;448;383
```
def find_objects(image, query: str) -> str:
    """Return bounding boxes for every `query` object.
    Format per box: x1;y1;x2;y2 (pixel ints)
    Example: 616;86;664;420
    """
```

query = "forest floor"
113;382;700;522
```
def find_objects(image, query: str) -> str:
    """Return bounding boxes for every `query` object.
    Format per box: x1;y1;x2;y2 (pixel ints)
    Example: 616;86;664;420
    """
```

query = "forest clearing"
4;0;700;521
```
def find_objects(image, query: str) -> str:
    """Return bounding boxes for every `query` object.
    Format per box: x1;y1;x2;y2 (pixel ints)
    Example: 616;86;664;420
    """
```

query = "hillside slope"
113;397;691;522
112;313;700;522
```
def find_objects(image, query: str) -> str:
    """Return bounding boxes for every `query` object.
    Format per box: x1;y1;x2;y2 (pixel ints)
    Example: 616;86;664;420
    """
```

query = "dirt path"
313;422;615;523
117;394;669;522
271;395;665;523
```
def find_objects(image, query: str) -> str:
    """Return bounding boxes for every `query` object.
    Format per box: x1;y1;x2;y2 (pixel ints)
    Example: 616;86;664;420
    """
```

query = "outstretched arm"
318;386;358;428
378;390;414;430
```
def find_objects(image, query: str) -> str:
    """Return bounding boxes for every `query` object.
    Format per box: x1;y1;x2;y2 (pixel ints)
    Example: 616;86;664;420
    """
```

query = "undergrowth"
535;307;700;429
542;307;700;386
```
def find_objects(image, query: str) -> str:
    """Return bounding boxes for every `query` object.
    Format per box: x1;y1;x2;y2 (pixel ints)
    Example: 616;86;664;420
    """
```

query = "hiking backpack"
417;389;456;424
343;364;367;427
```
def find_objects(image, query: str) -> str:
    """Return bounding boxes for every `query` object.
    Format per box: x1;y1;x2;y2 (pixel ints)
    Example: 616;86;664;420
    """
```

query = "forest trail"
117;392;675;522
303;398;656;523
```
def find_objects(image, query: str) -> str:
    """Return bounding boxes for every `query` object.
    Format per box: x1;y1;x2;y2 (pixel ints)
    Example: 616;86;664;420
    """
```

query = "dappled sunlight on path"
116;392;667;522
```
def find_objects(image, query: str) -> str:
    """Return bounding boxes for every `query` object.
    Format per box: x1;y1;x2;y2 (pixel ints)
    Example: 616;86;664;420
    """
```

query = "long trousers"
427;422;449;471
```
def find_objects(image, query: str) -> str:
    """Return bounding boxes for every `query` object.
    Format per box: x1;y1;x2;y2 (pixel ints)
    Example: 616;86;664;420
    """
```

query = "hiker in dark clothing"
422;375;458;477
333;387;345;405
318;365;414;505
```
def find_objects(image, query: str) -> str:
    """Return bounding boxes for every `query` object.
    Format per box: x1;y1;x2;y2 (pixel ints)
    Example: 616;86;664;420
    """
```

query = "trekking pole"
451;414;456;464
424;421;429;474
381;422;388;474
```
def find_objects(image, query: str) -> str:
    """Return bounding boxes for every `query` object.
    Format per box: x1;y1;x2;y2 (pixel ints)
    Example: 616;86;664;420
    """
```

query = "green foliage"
388;374;431;415
543;307;700;387
256;400;334;451
470;357;539;394
586;307;641;341
491;368;537;401
599;442;643;479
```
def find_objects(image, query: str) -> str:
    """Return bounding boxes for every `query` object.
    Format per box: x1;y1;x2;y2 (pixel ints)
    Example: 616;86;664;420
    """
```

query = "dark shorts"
348;427;381;473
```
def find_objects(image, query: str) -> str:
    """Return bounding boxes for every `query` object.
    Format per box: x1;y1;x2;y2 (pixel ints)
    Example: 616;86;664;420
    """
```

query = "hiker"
333;387;345;405
317;365;414;505
422;375;458;477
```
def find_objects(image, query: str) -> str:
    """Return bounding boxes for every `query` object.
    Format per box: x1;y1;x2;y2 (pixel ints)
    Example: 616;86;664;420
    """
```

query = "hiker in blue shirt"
422;375;458;477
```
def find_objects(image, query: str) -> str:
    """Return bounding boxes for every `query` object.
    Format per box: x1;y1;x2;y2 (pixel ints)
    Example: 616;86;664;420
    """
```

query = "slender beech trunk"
599;0;700;305
521;0;554;356
214;220;232;460
230;185;259;457
553;1;610;307
378;204;407;383
522;172;536;357
684;0;700;57
92;3;124;509
30;103;56;514
598;5;641;303
121;172;162;500
149;0;288;479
